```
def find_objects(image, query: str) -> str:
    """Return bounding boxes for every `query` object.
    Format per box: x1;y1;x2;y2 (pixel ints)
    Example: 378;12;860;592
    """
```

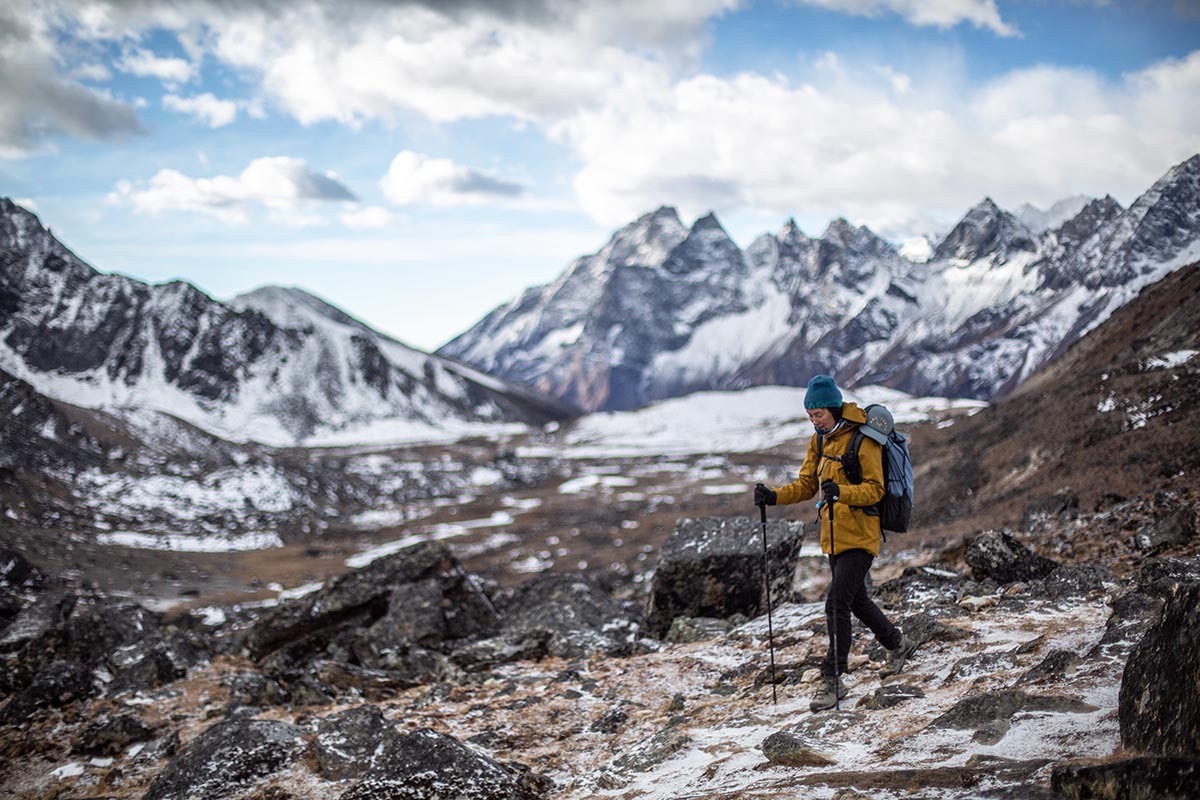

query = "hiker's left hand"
821;479;840;502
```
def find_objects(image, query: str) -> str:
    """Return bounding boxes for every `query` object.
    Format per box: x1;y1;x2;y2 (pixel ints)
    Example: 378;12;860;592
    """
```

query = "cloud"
381;151;525;206
341;205;396;228
788;0;1017;35
0;3;142;157
109;156;357;223
115;46;195;83
163;92;238;127
559;51;1200;236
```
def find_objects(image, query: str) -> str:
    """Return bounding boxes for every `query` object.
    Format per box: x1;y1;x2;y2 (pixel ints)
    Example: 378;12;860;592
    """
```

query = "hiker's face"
807;408;834;431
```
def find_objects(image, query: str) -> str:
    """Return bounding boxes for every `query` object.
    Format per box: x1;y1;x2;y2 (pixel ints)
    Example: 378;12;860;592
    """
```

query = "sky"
1;0;1199;351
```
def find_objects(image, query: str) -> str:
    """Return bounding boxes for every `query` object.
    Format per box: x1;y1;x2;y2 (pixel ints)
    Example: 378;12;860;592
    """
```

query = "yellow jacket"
771;402;885;556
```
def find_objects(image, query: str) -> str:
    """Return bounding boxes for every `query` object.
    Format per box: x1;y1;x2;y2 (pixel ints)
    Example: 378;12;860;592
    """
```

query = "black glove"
754;483;777;506
821;479;840;503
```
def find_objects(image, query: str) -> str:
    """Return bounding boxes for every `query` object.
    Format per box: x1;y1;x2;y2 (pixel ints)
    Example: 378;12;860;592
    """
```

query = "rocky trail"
2;487;1198;800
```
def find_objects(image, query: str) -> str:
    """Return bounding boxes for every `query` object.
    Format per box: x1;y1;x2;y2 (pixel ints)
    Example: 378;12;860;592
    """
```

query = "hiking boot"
881;634;918;677
809;675;847;712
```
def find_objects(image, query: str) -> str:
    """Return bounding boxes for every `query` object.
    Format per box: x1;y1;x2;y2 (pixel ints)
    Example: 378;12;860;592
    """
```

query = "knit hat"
804;374;843;409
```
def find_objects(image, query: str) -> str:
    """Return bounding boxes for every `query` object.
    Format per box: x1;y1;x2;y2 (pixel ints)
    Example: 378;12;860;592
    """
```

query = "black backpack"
817;404;914;534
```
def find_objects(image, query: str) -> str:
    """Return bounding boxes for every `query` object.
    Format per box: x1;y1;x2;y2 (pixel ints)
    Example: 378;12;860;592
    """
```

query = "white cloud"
789;0;1017;35
0;2;142;157
116;46;195;83
558;51;1200;236
109;156;357;223
341;205;396;228
163;92;238;127
381;151;525;206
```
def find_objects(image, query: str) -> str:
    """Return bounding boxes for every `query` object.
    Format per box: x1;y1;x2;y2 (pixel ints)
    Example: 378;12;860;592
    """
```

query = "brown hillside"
910;262;1200;546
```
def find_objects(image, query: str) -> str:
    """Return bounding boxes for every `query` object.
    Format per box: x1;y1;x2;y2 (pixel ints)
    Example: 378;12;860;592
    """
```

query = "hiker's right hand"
754;483;776;506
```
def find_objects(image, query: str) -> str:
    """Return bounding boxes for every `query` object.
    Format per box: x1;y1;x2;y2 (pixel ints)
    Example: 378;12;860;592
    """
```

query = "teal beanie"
804;374;843;409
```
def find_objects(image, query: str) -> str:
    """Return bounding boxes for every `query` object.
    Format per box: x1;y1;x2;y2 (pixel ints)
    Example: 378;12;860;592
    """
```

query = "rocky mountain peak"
0;199;80;267
601;205;688;269
780;217;804;239
230;285;386;339
933;196;1035;263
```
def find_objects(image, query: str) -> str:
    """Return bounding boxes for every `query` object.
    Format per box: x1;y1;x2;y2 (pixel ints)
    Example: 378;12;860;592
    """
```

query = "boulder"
1036;564;1115;600
1135;556;1200;597
761;731;836;767
931;688;1098;732
0;590;75;652
965;531;1058;584
1136;507;1197;552
0;659;95;723
315;705;393;781
875;565;965;611
244;542;451;659
107;636;204;693
646;516;804;637
142;718;308;800
60;600;164;667
0;548;44;588
1119;580;1200;754
497;572;643;659
336;728;551;800
666;616;735;644
1051;755;1200;799
72;712;156;756
243;542;497;672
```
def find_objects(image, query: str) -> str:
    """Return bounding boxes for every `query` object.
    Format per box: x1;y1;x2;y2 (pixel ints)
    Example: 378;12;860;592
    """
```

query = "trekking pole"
828;498;839;711
757;501;779;705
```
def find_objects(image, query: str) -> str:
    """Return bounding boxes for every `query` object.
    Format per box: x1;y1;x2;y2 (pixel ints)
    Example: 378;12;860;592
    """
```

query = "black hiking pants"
823;548;901;677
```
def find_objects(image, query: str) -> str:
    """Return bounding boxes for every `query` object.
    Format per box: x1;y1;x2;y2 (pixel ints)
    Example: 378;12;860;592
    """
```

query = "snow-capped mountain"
0;199;569;446
440;154;1200;411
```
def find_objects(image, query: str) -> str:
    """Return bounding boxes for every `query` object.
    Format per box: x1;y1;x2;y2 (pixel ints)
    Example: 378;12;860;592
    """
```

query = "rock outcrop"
1120;579;1200;754
646;516;804;636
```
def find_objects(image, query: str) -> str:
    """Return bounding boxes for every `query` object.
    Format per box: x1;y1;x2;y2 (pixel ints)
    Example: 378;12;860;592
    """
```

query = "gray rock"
368;578;445;649
1135;556;1200;597
0;659;95;723
243;542;455;660
972;718;1011;745
760;731;836;767
965;531;1058;584
610;727;692;774
647;516;803;637
875;565;964;611
1051;755;1200;799
931;688;1098;731
0;548;44;588
336;727;550;800
857;683;925;710
1136;507;1197;552
142;718;308;800
898;612;971;648
73;712;156;756
1036;563;1116;600
498;572;642;659
1120;580;1200;754
107;636;203;693
224;670;288;710
1017;650;1079;685
315;705;392;780
0;590;75;651
666;616;734;643
449;632;550;673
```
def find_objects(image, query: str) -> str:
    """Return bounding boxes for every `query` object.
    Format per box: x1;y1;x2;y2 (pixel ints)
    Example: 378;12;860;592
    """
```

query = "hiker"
753;374;917;711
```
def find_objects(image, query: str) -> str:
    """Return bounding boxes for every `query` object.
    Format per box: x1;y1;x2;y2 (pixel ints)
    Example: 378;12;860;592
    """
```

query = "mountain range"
0;198;568;447
439;155;1200;412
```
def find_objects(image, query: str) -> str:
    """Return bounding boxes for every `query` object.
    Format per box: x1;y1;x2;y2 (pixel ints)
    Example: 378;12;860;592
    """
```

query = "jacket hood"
841;402;868;424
